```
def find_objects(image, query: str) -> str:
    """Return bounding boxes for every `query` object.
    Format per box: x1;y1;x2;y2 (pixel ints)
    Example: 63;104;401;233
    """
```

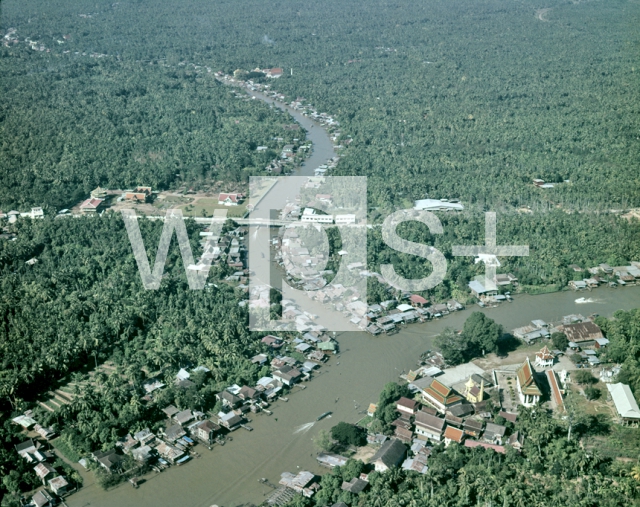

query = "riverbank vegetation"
434;312;503;366
366;210;640;303
597;308;640;396
0;215;267;499
2;0;639;213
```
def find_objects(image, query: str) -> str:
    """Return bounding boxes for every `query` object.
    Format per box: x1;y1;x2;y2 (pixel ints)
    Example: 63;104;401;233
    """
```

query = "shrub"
574;370;597;385
585;386;602;400
551;332;569;351
331;422;367;447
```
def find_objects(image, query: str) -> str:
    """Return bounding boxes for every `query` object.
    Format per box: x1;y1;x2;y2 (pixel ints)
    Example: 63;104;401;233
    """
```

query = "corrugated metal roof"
607;383;640;419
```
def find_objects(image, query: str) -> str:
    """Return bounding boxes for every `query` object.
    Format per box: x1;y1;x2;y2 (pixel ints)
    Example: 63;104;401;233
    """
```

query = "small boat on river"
317;411;332;421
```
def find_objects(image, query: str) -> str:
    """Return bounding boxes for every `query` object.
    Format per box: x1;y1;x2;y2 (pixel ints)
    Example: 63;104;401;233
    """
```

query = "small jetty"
259;477;279;490
241;424;254;431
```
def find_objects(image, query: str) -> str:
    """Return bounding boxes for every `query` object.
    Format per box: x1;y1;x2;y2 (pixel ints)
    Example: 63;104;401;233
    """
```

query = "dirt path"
352;445;376;463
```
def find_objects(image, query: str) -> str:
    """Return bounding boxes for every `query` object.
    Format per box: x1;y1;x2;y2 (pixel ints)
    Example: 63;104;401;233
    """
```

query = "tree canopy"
434;313;502;365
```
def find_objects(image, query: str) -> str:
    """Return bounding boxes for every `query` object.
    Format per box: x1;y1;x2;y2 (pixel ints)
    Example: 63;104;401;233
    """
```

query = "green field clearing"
178;198;247;218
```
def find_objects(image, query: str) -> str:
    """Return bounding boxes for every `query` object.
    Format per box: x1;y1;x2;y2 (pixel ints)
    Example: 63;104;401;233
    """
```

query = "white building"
607;383;640;425
20;207;44;219
414;199;463;211
334;214;356;225
300;208;333;223
534;346;554;368
414;412;445;442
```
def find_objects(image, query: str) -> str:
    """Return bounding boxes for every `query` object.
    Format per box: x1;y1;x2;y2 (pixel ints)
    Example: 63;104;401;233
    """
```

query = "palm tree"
630;465;640;482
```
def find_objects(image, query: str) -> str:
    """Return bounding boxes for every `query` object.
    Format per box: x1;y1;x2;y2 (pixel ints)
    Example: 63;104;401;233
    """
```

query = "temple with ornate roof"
516;357;542;407
534;345;554;368
463;376;484;404
416;378;463;413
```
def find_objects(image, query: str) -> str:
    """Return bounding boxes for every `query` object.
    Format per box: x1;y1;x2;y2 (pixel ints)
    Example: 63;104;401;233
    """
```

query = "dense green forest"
0;215;285;500
366;210;640;302
2;0;640;504
598;308;640;398
0;9;298;208
0;215;259;403
1;0;639;211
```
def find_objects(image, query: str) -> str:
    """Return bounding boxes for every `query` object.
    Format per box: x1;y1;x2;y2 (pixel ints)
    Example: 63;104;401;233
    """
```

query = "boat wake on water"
293;422;315;434
575;297;599;304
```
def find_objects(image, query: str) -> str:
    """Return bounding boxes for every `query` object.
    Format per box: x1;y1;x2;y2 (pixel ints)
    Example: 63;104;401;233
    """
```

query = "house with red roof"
125;187;152;202
410;295;428;307
79;198;104;213
464;440;506;454
218;193;244;206
443;425;465;446
413;377;463;413
516;357;542;407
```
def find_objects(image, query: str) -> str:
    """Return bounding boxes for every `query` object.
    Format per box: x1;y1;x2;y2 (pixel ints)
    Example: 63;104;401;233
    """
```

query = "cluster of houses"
313;157;340;177
278;179;356;224
76;186;153;214
78;408;207;477
272;210;465;335
11;413;69;507
351;297;464;335
283;360;532;500
382;367;524;455
508;315;611;410
512;314;608;363
241;76;341;130
268;468;371;505
509;314;640;425
16;332;338;503
269;317;640;503
233;67;284;79
568;261;640;290
189;224;247;275
1;28;50;52
468;273;518;305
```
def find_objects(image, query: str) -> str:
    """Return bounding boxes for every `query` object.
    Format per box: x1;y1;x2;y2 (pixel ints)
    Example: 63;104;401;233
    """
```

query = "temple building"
411;377;463;413
463;377;484;404
534;346;554;369
516;357;542;407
